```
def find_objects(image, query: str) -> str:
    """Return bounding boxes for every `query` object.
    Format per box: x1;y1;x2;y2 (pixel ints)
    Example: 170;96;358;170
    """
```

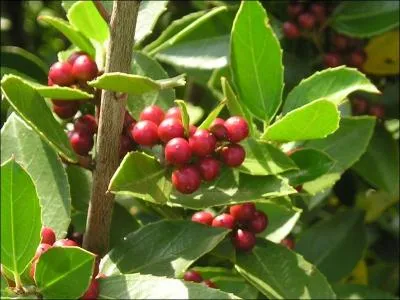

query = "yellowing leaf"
342;260;368;285
364;30;399;75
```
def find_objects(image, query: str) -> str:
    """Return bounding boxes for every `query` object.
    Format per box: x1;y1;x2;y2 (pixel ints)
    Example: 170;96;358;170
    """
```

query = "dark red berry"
197;157;220;181
369;104;385;119
71;54;98;82
41;227;56;245
130;120;159;146
67;51;87;65
220;144;245;167
348;50;366;68
283;21;301;39
298;13;316;30
210;118;227;140
53;239;79;247
81;278;99;300
119;135;132;158
48;61;75;86
165;137;192;165
140;105;165;125
323;53;342;68
189;129;216;157
204;279;217;289
232;229;256;251
53;102;79;119
191;211;214;225
172;165;201;194
287;2;303;18
212;213;235;229
74;114;97;135
332;34;349;51
69;131;94;156
352;97;368;115
229;203;256;222
247;211;268;233
165;107;182;120
310;3;326;23
281;237;295;250
224;116;249;143
295;185;303;193
70;232;83;246
183;270;203;283
158;118;184;143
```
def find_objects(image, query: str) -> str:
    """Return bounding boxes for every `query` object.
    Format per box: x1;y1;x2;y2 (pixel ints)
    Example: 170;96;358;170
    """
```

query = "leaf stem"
93;0;110;25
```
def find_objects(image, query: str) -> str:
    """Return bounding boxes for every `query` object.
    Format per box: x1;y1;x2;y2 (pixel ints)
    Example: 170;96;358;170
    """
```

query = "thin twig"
93;0;111;25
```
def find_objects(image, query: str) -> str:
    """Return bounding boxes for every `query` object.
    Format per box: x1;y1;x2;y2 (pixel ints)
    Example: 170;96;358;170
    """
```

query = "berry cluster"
191;203;268;252
351;96;385;119
129;105;249;194
31;227;101;299
183;270;217;288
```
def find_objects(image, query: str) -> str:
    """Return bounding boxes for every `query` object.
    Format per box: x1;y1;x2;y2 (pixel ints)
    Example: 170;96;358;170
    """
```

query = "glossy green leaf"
235;239;336;299
38;16;95;57
175;100;190;136
303;117;376;195
98;274;240;299
282;67;380;114
89;72;185;95
67;1;109;43
238;138;298;176
231;1;283;122
331;1;400;38
1;159;41;277
284;149;336;185
135;1;168;44
127;51;175;118
169;169;295;209
1;114;71;238
101;220;229;277
353;125;399;197
198;100;226;130
35;247;95;299
262;100;340;142
1;75;77;163
109;151;171;204
296;210;367;282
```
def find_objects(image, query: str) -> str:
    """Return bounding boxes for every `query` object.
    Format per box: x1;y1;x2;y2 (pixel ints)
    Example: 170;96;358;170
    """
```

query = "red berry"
67;51;87;65
281;237;295;250
210;118;228;140
191;211;214;225
69;131;94;156
140;105;165;125
232;229;256;251
352;97;368;115
283;22;301;39
332;34;349;51
53;239;79;247
34;243;52;260
323;53;342;68
165;107;182;120
310;3;326;23
71;54;98;82
348;50;366;68
220;144;245;167
189;129;216;157
81;278;99;300
224;116;249;143
197;157;220;181
287;3;303;18
183;270;203;283
119;135;132;158
229;203;256;222
165;138;192;165
48;77;54;86
189;125;197;136
212;213;235;229
131;120;159;146
172;165;201;194
204;279;217;289
48;61;75;86
298;13;316;30
41;227;56;245
53;102;79;119
247;211;268;233
70;232;84;246
74;114;97;135
369;104;385;119
158;118;184;143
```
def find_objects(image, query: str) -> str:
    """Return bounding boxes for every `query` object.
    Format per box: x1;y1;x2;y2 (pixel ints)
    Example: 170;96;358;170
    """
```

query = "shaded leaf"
333;284;396;299
135;1;168;44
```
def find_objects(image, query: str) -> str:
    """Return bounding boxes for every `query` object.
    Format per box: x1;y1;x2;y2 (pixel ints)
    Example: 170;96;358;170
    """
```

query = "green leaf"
235;239;336;299
331;1;400;38
109;151;171;204
135;1;168;44
262;100;340;142
1;75;77;163
333;284;397;299
1;46;47;83
353;125;399;197
282;67;380;114
231;1;283;122
284;149;336;185
67;1;109;44
296;209;367;282
169;169;295;209
88;72;186;95
1;159;41;277
38;16;95;57
175;100;190;137
35;247;95;299
198;100;226;130
187;103;204;125
238;138;298;176
303;117;376;195
127;51;175;119
66;165;91;211
1;114;71;238
101;220;229;277
98;274;240;299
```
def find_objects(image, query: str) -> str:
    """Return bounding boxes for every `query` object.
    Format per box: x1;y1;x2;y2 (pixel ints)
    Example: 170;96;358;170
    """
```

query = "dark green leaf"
135;1;168;44
198;100;226;130
175;100;190;136
333;284;397;299
66;165;91;211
